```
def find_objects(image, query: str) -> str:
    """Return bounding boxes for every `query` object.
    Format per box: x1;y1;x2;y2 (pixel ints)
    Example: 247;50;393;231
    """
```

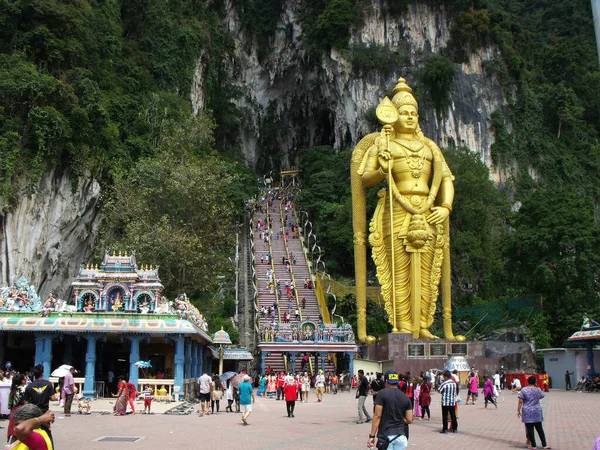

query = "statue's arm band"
441;203;453;212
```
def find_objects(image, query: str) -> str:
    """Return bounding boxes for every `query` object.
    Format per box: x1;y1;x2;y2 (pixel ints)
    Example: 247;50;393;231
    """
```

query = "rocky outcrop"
0;170;101;300
192;1;510;180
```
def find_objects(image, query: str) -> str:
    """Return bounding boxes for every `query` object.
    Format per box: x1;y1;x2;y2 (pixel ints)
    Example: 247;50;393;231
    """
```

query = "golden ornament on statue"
375;96;399;125
351;77;465;343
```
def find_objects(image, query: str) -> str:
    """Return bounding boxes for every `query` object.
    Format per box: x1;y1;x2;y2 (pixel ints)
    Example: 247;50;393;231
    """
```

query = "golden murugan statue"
351;78;465;344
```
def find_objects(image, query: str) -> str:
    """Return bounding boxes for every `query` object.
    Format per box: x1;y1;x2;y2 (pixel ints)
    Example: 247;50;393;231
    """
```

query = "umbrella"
219;371;237;383
230;373;244;389
51;364;74;378
134;360;152;378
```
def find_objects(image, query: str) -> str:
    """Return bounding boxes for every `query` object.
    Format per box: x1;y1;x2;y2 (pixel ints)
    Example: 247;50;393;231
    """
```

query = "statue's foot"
360;335;377;345
445;334;466;341
419;329;439;339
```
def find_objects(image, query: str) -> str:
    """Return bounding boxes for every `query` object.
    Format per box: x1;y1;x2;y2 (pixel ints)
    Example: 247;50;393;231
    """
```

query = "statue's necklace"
399;143;427;178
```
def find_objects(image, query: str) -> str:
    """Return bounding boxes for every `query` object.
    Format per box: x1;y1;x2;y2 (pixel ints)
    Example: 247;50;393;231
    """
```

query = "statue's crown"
392;77;418;109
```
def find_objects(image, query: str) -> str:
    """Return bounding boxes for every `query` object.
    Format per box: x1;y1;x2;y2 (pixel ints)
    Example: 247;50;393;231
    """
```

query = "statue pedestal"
360;333;498;376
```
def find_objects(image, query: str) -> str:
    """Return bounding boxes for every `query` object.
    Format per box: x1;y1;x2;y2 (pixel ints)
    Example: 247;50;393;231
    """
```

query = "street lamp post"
212;328;232;375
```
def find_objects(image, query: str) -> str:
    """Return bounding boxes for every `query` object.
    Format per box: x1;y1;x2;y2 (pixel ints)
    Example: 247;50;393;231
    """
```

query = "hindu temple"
0;251;213;399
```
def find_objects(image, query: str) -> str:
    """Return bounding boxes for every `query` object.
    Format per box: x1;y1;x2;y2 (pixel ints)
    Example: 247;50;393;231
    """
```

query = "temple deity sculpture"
351;78;465;344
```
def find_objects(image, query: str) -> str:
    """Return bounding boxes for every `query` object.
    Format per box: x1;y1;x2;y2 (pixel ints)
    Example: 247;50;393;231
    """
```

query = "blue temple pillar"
34;334;53;378
83;335;98;397
320;353;326;372
63;336;73;365
289;351;297;374
184;338;192;380
197;344;204;376
346;352;354;378
191;341;198;379
205;352;213;375
587;340;596;379
129;336;141;389
260;352;266;374
173;336;185;396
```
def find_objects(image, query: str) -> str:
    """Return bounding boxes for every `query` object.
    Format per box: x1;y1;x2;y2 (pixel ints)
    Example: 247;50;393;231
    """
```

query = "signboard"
444;356;470;372
429;343;447;357
450;343;468;355
407;343;425;357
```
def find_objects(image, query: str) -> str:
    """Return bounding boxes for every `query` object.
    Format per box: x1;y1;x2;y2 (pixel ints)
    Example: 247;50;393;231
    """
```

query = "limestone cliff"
192;1;510;181
0;170;101;300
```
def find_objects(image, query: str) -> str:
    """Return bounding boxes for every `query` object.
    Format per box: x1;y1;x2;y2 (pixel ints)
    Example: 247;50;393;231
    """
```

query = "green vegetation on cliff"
0;0;255;337
298;0;600;346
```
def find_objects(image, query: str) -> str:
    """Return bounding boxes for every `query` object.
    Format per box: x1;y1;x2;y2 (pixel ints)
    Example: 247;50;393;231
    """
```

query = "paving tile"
47;388;597;449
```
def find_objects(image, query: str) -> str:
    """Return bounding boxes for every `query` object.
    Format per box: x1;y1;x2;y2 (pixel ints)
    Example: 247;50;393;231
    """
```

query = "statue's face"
397;105;419;132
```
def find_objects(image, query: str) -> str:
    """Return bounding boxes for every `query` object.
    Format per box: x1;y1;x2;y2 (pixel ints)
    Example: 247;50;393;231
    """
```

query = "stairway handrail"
249;214;260;335
293;207;332;324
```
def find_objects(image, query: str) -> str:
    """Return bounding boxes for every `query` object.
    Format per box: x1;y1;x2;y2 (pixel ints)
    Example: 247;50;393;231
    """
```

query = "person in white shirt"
315;370;326;402
493;371;501;391
511;377;522;392
198;372;212;416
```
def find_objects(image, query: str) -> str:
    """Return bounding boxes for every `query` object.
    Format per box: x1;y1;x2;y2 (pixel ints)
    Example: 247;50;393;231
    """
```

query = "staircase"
254;190;337;375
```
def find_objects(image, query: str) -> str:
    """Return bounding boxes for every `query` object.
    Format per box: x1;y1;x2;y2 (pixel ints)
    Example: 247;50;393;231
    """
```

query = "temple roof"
568;328;600;341
0;314;212;343
209;347;253;360
212;328;232;344
73;250;163;287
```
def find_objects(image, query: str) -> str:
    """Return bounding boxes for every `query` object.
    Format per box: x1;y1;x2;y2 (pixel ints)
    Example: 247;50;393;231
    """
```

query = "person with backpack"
367;371;413;450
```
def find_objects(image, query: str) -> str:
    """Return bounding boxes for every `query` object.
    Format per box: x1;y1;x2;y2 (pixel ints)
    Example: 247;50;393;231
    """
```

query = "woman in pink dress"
413;379;422;419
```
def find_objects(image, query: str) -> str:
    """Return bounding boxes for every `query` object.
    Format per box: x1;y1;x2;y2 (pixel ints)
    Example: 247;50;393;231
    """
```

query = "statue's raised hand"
377;149;393;173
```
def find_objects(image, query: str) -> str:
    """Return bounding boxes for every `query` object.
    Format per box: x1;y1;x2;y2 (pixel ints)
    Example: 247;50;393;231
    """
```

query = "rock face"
0;170;101;300
192;1;509;181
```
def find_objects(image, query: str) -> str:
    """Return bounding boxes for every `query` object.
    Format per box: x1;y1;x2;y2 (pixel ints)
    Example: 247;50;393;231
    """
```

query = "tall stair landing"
253;189;357;376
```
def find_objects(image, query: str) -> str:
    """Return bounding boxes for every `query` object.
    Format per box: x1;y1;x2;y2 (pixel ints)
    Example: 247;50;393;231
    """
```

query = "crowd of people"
354;367;553;450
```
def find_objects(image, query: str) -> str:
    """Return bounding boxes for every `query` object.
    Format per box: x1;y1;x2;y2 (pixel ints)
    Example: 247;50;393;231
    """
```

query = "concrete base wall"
360;333;537;376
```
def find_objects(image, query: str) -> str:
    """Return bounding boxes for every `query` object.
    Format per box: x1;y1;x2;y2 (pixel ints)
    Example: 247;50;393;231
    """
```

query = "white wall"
353;360;382;377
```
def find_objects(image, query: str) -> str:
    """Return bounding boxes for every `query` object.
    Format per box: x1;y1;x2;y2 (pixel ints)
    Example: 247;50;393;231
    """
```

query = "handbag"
375;434;401;450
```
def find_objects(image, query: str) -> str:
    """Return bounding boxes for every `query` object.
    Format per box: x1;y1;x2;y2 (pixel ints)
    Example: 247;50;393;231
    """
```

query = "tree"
420;55;456;114
444;148;510;305
506;187;600;344
99;111;257;298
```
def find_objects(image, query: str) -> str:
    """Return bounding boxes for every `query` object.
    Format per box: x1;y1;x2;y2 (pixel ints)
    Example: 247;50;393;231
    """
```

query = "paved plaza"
44;389;597;449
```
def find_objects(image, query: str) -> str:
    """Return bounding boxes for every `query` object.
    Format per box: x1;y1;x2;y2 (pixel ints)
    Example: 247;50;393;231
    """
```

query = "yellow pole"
219;346;224;375
386;134;398;333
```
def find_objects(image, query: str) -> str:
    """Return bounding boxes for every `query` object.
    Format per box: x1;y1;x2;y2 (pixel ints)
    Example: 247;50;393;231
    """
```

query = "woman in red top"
8;404;54;450
126;382;137;414
419;378;432;420
283;376;297;417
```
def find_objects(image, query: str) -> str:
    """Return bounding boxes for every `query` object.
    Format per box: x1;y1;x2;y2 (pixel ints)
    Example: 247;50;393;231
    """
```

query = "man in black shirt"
24;364;57;413
356;369;372;423
370;372;385;414
367;370;413;450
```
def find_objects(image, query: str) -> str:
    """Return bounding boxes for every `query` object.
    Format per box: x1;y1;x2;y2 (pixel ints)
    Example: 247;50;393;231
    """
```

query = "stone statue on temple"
40;293;56;317
351;77;464;344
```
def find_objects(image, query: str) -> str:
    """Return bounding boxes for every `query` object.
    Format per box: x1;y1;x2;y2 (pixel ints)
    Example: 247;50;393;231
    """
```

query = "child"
76;393;91;414
143;385;153;414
